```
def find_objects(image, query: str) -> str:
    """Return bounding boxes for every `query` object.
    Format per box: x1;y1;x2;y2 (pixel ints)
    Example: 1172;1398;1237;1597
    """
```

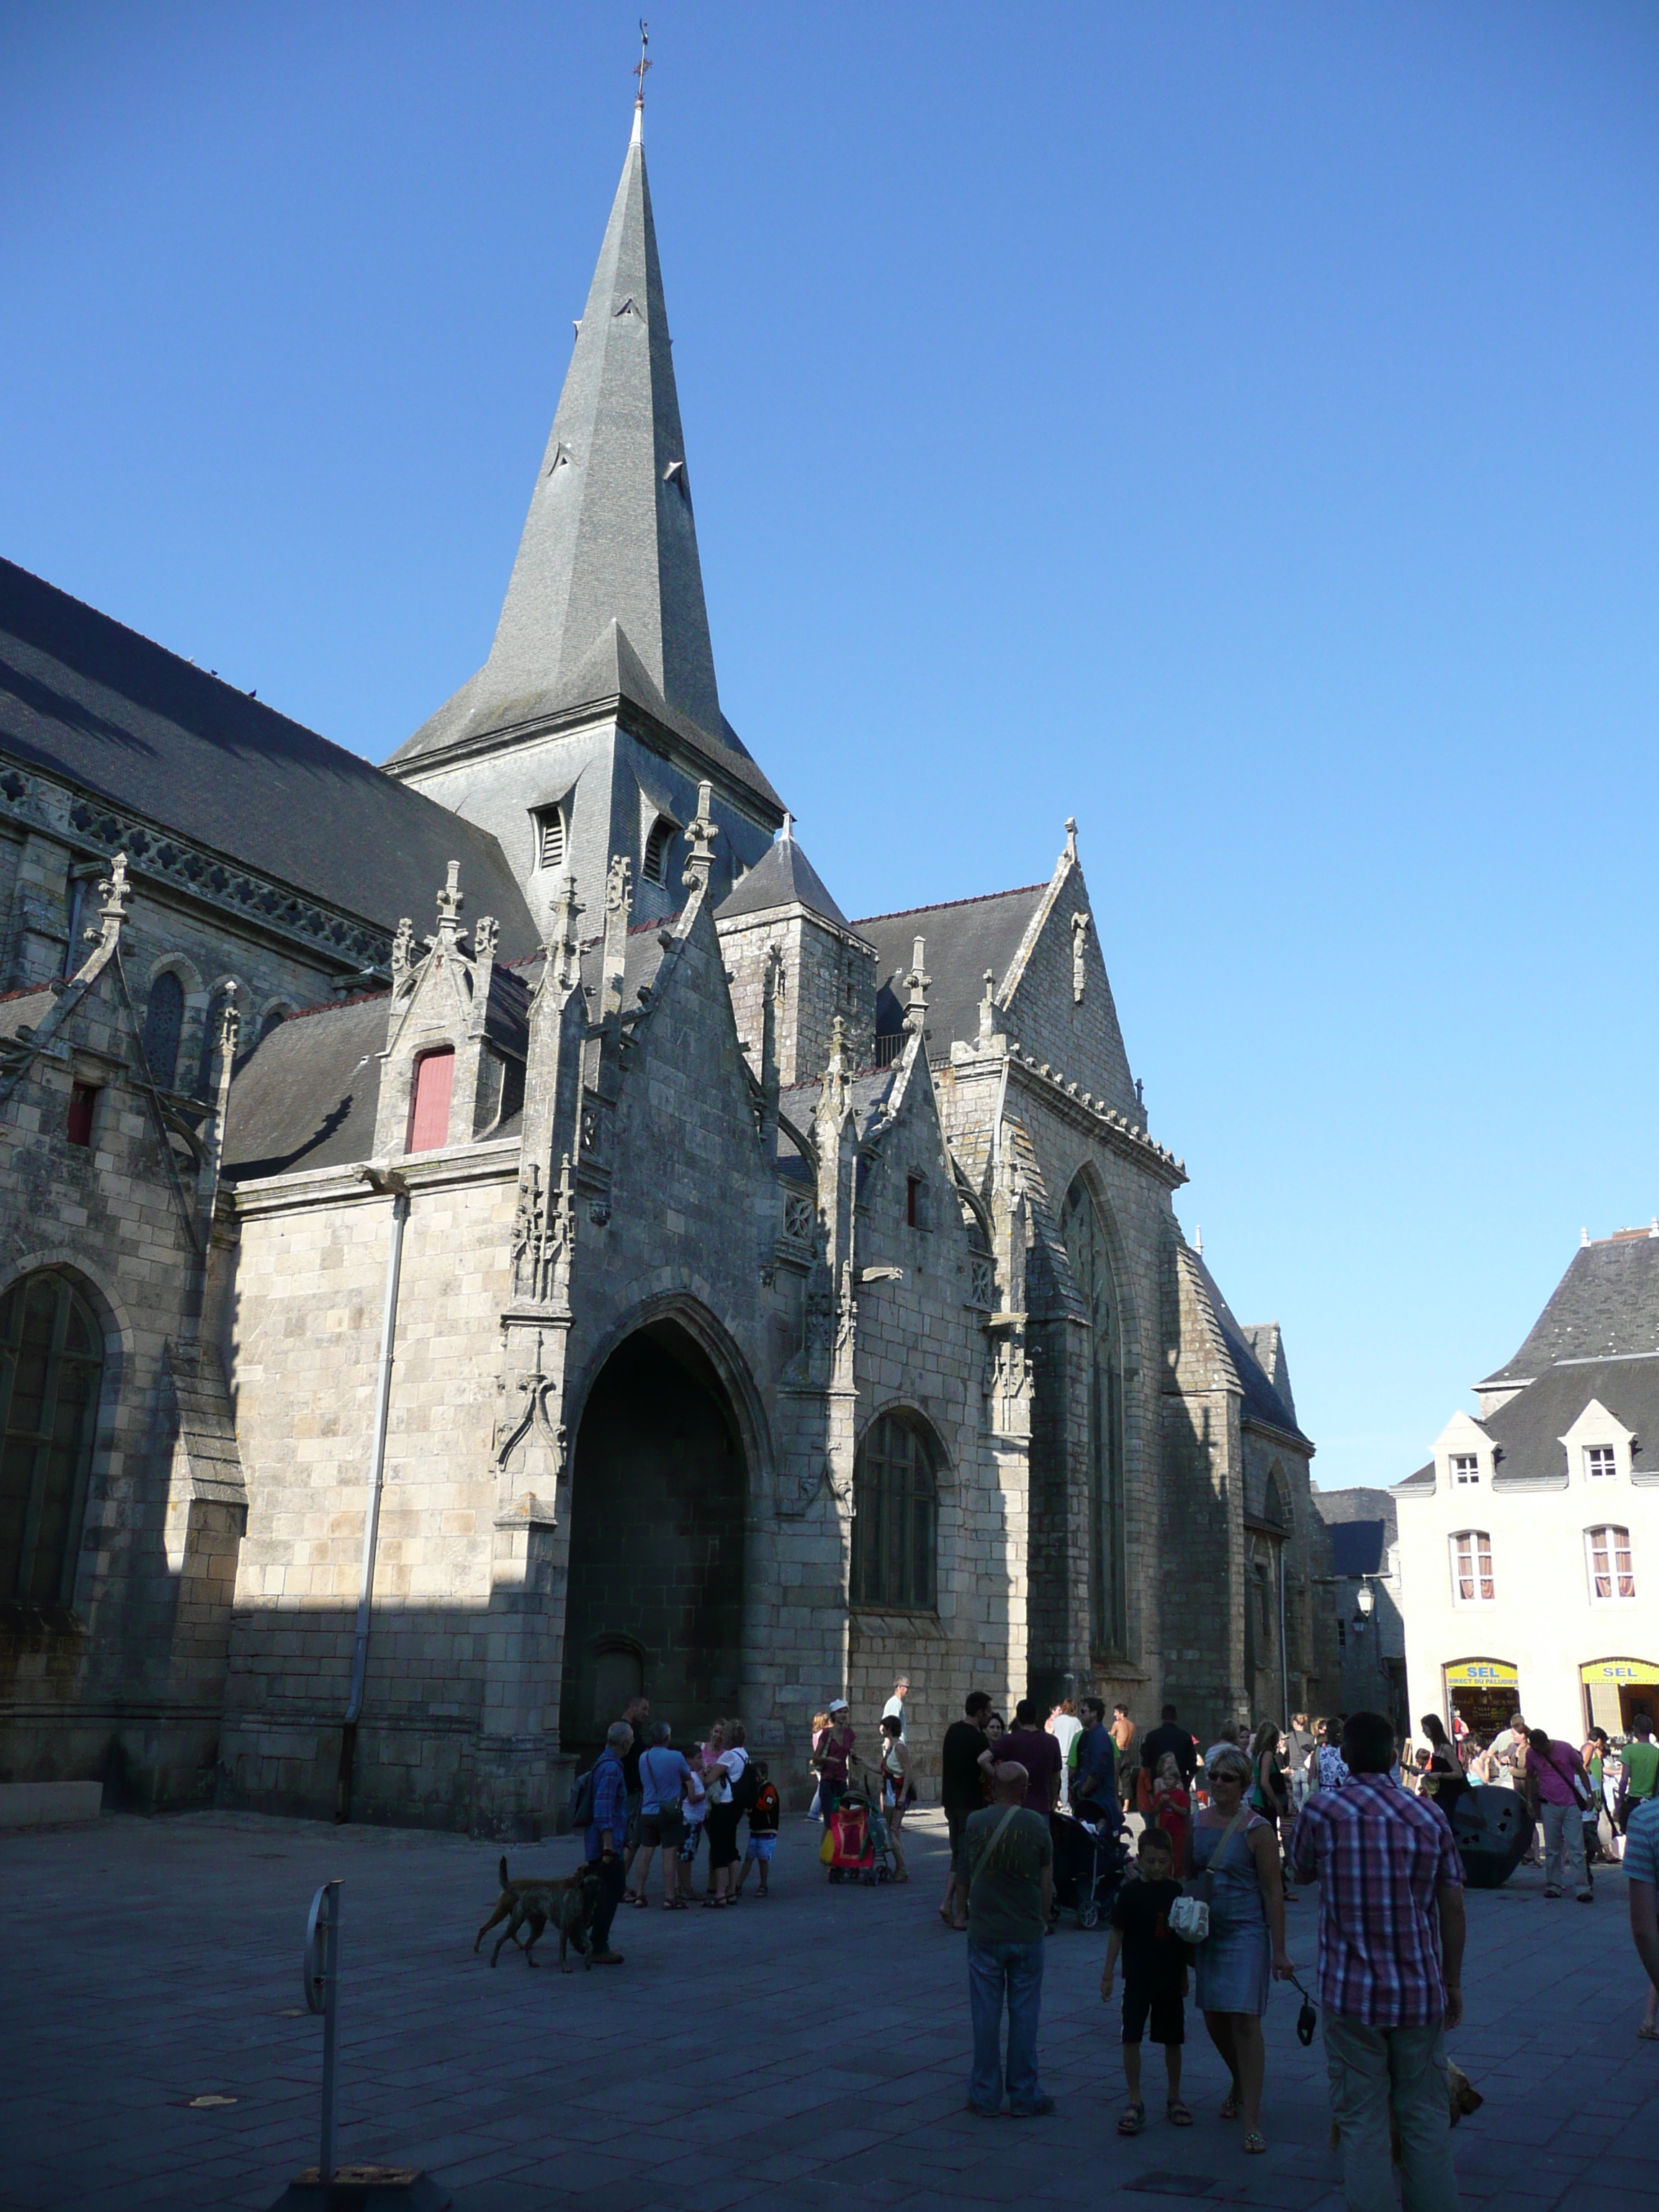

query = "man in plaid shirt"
1289;1710;1467;2212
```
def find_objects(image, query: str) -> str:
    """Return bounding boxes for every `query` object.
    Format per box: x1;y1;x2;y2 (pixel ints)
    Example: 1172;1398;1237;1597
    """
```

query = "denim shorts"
745;1833;777;1862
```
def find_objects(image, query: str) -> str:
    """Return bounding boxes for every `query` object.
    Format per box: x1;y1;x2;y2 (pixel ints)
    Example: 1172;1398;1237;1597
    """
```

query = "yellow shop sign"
1444;1660;1519;1688
1580;1658;1659;1687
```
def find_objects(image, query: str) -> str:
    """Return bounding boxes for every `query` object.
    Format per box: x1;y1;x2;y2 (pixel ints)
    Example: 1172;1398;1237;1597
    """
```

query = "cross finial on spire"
632;19;651;135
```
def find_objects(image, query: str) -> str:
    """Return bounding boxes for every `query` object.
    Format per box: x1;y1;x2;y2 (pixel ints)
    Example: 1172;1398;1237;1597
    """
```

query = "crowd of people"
934;1686;1659;2208
568;1676;1659;2210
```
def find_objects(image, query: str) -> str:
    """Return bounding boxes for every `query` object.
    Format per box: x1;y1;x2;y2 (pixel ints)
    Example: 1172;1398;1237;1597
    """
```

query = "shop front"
1444;1658;1519;1740
1581;1658;1659;1735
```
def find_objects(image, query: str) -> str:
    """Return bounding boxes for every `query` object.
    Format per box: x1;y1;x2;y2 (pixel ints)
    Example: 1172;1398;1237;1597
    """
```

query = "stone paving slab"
1;1807;1655;2211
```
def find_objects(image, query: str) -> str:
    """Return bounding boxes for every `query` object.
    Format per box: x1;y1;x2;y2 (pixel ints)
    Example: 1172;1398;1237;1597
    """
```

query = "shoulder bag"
1542;1743;1594;1815
966;1804;1024;1903
1170;1804;1253;1945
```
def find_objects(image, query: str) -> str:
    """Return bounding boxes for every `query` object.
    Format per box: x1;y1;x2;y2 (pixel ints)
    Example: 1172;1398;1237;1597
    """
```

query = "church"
0;102;1337;1830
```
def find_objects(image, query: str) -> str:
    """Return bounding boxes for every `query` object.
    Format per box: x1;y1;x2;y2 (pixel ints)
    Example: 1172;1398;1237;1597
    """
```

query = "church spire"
393;101;727;764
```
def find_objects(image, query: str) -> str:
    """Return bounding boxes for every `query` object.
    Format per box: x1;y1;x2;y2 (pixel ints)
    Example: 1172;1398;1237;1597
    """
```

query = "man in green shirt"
1622;1714;1659;1829
961;1761;1055;2117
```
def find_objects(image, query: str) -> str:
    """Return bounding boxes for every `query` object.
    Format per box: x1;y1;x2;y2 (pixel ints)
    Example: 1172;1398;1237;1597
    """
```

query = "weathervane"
633;20;651;110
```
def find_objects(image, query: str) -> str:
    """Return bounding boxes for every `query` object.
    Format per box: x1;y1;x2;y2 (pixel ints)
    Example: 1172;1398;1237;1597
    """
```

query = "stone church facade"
0;108;1336;1831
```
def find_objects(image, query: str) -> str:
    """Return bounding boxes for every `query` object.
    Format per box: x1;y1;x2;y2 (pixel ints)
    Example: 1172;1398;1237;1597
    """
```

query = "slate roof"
0;982;56;1042
222;968;531;1183
1186;1247;1310;1448
1327;1520;1390;1576
854;884;1047;1053
780;1064;901;1148
1483;1353;1659;1488
716;828;850;930
1479;1232;1659;1386
386;118;779;815
221;994;390;1182
0;558;540;959
1312;1484;1400;1543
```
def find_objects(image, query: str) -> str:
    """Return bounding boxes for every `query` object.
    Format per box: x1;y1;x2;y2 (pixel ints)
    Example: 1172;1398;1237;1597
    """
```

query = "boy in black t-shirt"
1100;1829;1190;2131
733;1761;781;1897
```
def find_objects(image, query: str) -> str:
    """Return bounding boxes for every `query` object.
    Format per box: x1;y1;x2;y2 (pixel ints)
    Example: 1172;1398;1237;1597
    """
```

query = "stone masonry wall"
218;1149;521;1826
717;906;878;1087
0;944;233;1809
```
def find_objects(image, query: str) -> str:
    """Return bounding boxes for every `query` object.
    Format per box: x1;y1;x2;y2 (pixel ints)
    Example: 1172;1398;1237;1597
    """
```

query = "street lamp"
1355;1583;1375;1621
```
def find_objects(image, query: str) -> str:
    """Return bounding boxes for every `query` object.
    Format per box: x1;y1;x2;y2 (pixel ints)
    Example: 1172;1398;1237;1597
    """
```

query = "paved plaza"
3;1805;1656;2212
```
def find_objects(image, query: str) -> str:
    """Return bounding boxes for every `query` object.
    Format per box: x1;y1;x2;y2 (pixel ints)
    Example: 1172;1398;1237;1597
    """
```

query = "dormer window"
1586;1444;1618;1480
1452;1454;1480;1487
535;805;566;873
642;818;674;888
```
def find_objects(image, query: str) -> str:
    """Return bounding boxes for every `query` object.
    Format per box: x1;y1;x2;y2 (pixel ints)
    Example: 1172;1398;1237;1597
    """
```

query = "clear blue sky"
4;5;1657;1488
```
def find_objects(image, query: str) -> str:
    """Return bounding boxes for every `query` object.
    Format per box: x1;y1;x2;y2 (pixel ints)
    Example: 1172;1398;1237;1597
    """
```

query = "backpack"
731;1753;760;1817
567;1763;597;1830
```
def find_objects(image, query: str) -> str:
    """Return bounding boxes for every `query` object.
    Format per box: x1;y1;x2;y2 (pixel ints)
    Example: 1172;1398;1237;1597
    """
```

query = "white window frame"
1586;1523;1635;1603
1585;1444;1619;1482
1450;1528;1496;1606
1452;1453;1480;1487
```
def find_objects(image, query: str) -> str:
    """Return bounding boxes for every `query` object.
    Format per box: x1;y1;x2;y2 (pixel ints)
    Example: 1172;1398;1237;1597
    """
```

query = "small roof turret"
716;815;850;930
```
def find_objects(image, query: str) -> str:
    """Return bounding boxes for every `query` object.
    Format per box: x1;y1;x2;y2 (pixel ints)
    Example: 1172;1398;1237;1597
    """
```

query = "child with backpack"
734;1758;781;1897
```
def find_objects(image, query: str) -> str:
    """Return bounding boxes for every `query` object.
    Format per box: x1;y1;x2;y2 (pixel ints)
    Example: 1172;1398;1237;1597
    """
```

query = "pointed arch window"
0;1272;104;1606
851;1411;938;1612
141;971;184;1090
1061;1177;1127;1655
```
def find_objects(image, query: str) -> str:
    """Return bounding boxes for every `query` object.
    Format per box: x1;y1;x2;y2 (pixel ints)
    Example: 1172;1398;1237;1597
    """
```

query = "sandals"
621;1890;639;1905
1118;2103;1146;2136
1166;2100;1193;2127
1639;2024;1659;2041
1220;2091;1241;2121
1243;2130;1267;2155
632;1895;650;1909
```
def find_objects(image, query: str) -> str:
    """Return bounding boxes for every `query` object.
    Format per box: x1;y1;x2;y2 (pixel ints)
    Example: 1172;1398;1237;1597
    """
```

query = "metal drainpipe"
335;1162;410;1822
1277;1540;1290;1732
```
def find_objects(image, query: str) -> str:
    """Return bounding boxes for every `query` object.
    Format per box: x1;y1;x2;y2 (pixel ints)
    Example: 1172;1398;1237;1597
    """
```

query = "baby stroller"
826;1790;893;1885
1050;1803;1130;1929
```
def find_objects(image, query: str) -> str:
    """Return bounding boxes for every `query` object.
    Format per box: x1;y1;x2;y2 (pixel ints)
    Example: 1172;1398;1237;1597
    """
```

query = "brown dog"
1328;2062;1483;2158
474;1856;602;1972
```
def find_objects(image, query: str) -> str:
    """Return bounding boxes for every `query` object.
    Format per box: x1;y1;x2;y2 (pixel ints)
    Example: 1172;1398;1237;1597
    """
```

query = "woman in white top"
1047;1699;1084;1814
878;1714;912;1881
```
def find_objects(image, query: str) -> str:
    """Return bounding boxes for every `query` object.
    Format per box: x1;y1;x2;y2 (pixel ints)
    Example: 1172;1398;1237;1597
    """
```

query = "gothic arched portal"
560;1319;746;1763
1059;1178;1127;1657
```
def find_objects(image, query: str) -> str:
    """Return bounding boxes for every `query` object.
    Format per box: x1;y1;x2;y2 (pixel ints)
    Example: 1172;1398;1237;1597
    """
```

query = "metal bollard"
302;1880;342;2183
268;1878;449;2210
